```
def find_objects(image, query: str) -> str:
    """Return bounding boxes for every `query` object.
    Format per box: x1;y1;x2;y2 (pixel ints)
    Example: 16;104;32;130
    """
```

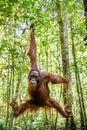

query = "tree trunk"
56;0;76;129
70;21;87;130
6;60;10;128
83;0;87;45
83;0;87;30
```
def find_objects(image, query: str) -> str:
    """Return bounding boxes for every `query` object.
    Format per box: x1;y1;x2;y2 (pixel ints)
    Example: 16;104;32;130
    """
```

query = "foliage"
0;0;87;130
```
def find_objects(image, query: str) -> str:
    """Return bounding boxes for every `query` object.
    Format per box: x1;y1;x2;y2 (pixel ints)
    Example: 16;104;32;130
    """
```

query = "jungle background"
0;0;87;130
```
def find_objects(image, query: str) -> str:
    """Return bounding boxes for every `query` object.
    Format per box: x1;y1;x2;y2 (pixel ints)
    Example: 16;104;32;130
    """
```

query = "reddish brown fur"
10;23;71;118
27;23;38;69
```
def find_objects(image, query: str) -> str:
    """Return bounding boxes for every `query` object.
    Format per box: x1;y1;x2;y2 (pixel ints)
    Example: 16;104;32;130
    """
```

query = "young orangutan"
10;23;71;118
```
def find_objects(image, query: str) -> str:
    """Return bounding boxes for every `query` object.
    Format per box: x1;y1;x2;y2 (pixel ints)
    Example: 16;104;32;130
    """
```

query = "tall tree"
70;21;87;130
56;0;76;129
